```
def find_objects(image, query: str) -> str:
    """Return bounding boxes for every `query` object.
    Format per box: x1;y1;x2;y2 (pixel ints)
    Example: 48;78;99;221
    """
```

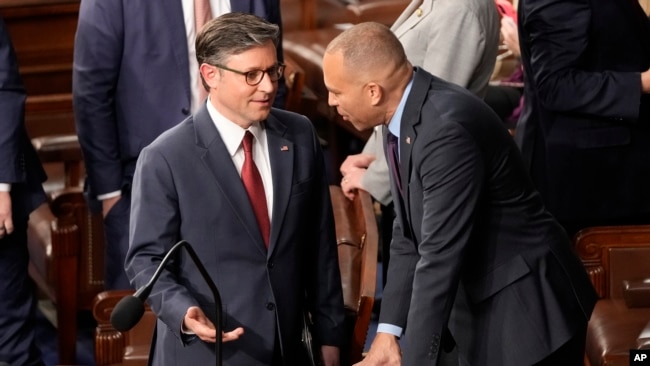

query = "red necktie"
241;132;271;247
195;0;212;102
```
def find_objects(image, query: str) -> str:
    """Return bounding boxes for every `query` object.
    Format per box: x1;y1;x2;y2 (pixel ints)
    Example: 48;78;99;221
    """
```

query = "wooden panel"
0;0;79;96
25;93;75;138
1;0;79;137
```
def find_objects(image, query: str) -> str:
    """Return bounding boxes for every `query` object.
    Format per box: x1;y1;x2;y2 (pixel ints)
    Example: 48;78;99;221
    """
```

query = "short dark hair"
196;12;280;68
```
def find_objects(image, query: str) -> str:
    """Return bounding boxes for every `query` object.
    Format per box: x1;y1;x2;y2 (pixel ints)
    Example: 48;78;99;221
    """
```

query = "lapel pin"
280;145;289;151
406;136;411;144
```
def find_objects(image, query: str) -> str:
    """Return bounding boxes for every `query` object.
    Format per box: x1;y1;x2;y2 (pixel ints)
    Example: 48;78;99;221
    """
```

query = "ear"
365;82;383;106
200;63;220;88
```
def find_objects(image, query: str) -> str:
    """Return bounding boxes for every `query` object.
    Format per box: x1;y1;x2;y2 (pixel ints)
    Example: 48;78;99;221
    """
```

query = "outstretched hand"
183;306;244;343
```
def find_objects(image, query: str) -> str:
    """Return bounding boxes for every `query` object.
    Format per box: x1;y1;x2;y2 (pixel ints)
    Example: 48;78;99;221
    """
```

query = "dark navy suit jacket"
126;105;345;365
0;17;46;220
73;0;284;198
516;0;650;223
380;68;597;365
0;16;47;366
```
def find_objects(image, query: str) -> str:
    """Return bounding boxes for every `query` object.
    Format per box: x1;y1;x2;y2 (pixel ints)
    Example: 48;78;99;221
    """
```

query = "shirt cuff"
377;323;403;338
181;324;196;335
97;190;121;200
0;183;11;192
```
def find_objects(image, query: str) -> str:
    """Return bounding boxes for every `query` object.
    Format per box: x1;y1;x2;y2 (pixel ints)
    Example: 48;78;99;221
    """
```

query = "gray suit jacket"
126;105;345;365
360;0;499;205
379;68;597;365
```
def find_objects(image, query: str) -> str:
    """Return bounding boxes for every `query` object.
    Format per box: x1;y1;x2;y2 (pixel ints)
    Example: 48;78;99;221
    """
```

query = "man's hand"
0;191;14;239
500;16;520;58
642;68;650;94
183;306;244;343
340;153;375;176
353;333;401;366
340;153;375;201
341;168;367;201
102;195;121;218
320;345;340;366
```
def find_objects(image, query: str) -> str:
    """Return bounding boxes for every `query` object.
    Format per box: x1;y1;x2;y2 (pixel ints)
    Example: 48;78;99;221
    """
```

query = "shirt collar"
206;98;263;157
387;76;414;139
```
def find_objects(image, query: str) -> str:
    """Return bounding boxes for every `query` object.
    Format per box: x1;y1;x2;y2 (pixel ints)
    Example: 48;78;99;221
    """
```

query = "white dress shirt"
206;99;274;221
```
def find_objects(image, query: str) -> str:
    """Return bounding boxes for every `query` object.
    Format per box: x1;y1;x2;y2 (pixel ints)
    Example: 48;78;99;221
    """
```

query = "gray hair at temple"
196;12;280;70
325;22;407;82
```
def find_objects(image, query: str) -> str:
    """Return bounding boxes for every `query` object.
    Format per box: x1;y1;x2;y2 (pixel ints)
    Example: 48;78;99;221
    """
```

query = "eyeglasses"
214;63;285;86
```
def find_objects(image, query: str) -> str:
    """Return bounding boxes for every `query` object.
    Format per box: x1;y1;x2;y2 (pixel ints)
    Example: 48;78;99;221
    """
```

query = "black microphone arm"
110;240;223;365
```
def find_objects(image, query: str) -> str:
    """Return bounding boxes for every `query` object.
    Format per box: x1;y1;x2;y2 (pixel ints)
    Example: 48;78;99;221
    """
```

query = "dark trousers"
0;220;44;366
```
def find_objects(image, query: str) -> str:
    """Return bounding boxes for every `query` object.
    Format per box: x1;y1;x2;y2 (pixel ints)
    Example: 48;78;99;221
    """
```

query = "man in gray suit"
126;13;344;366
73;0;286;289
339;0;499;204
339;0;499;287
323;22;597;365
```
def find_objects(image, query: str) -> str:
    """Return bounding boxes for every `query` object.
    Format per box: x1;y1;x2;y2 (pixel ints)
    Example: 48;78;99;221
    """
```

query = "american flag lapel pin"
406;136;411;144
280;145;289;151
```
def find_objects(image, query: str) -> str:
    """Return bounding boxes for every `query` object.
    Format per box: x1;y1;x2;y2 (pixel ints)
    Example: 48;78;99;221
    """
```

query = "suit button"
268;261;274;269
181;108;190;115
266;303;275;311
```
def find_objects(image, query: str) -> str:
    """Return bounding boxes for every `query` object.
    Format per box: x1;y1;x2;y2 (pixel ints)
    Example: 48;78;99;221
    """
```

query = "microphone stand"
111;240;223;365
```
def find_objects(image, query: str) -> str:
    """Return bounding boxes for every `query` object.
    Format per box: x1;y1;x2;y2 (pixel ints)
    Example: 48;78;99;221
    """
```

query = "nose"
328;92;337;107
257;71;276;94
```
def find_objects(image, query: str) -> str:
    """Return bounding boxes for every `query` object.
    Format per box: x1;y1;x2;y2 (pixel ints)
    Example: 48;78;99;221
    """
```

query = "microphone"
110;240;223;365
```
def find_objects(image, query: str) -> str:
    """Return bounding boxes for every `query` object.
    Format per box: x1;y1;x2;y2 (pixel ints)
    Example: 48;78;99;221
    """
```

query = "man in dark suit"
516;0;650;238
73;0;286;289
126;13;344;365
322;22;598;365
0;16;47;366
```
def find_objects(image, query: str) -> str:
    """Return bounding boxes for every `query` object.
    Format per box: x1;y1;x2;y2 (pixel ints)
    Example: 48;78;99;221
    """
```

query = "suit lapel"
391;0;432;38
161;0;192;105
193;106;268;256
400;68;431;236
264;114;294;257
